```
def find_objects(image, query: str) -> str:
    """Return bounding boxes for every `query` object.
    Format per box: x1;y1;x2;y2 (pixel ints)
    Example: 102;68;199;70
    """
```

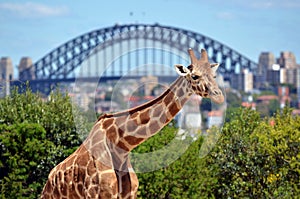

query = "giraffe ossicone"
40;48;224;199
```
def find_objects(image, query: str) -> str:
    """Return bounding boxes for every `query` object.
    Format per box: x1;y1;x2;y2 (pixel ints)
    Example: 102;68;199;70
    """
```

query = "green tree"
201;107;299;198
251;108;300;198
132;124;207;198
1;86;299;198
201;108;262;198
0;87;86;198
0;123;55;198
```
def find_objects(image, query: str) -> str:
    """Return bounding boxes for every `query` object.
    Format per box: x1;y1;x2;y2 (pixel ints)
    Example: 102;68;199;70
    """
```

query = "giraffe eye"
191;75;199;80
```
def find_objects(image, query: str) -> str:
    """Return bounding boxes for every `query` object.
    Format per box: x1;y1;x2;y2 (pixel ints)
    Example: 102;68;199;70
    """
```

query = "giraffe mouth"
209;90;224;104
212;95;224;104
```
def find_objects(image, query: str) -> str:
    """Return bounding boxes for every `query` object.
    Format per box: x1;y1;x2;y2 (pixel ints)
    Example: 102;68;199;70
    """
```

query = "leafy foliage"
0;87;86;198
132;125;206;199
135;108;299;198
200;108;299;198
0;87;299;198
251;108;300;198
0;123;55;198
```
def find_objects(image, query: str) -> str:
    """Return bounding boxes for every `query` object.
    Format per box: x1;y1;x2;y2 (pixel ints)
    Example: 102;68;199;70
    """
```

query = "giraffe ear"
174;64;190;76
210;63;219;75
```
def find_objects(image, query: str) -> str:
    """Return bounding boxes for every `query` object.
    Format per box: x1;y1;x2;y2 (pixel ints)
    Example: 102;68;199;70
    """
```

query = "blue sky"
0;0;300;70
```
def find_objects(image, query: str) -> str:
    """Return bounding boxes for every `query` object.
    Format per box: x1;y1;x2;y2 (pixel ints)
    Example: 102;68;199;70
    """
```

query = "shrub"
0;87;86;198
201;107;299;198
0;123;55;198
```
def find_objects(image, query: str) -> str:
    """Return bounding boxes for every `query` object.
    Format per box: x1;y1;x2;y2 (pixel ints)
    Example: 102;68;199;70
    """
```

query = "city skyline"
0;0;300;69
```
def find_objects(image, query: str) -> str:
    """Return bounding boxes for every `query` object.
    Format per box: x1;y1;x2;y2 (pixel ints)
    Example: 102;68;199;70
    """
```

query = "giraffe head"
175;48;224;104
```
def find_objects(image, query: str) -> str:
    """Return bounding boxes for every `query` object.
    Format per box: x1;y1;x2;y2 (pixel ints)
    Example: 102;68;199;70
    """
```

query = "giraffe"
40;48;224;199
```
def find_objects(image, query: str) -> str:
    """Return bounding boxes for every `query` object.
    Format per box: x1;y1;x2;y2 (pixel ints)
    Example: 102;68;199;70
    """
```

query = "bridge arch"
19;23;257;81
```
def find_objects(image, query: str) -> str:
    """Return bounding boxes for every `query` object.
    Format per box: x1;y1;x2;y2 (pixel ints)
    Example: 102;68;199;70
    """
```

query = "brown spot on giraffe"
117;140;131;152
168;101;181;116
102;118;114;129
163;90;174;105
139;110;150;124
124;135;144;146
107;125;118;142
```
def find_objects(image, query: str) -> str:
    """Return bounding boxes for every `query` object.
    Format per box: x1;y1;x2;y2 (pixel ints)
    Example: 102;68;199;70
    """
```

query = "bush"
0;123;55;198
132;123;208;198
251;108;300;198
201;107;299;198
0;87;299;198
0;87;86;198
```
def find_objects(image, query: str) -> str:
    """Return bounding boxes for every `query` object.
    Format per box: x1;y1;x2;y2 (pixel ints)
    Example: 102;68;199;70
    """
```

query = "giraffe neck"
84;77;193;171
112;76;193;152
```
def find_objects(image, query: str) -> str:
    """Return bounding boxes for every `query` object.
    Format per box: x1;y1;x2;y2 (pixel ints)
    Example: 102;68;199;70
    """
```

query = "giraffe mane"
97;78;182;121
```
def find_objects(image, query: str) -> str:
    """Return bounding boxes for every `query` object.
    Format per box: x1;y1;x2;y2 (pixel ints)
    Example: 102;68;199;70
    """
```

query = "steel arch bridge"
17;23;257;93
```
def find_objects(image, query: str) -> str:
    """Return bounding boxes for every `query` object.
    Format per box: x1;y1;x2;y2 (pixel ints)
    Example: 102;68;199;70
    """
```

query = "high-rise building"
258;51;298;87
277;52;296;85
231;69;253;92
276;52;297;85
266;64;281;86
243;69;253;92
258;52;276;72
296;65;300;108
256;52;275;88
277;51;297;69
